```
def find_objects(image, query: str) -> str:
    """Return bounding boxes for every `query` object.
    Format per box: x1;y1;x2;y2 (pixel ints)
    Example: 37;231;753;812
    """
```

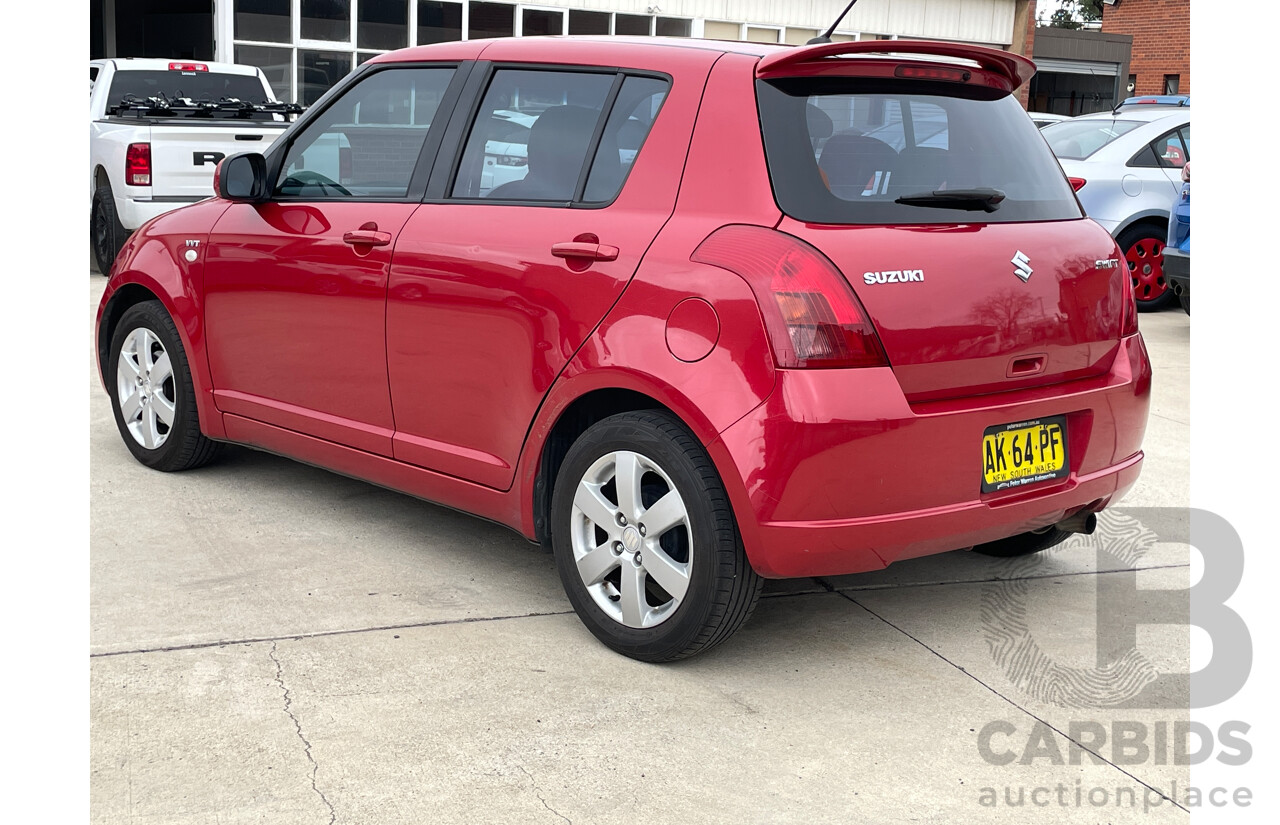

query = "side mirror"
218;152;269;202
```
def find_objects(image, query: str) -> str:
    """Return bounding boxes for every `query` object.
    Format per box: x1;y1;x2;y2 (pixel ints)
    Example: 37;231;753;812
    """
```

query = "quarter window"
277;67;456;199
583;76;670;202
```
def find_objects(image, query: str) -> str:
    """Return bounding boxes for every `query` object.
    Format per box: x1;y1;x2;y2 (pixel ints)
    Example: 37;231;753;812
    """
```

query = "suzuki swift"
95;36;1151;662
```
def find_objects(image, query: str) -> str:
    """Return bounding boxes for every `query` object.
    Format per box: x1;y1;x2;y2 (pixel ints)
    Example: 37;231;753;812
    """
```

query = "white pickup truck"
89;58;298;273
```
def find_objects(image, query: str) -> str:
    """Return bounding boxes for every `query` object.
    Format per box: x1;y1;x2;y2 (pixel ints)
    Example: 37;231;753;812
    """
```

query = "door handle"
551;242;619;262
343;229;392;247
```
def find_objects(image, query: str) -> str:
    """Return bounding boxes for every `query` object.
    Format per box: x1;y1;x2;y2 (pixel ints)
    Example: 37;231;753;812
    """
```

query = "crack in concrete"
91;609;576;659
820;584;1191;814
518;765;571;824
269;641;337;825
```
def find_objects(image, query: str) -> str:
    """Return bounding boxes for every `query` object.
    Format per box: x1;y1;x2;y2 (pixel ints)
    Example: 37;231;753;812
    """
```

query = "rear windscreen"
756;78;1082;225
107;71;271;108
1041;118;1143;159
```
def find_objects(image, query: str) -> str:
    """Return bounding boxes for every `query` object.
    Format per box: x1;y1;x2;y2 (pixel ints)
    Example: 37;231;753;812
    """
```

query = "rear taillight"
125;143;151;186
692;225;888;369
1068;177;1087;192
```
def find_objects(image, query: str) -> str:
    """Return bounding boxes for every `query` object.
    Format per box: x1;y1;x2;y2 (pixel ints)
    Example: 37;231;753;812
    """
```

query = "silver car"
1041;98;1190;309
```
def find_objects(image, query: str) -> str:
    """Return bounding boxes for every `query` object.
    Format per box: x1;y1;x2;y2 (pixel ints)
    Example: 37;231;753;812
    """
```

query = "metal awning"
1033;57;1120;76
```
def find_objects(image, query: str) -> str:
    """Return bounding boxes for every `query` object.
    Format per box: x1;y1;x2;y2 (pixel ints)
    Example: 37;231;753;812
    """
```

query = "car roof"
1069;107;1190;124
369;35;790;66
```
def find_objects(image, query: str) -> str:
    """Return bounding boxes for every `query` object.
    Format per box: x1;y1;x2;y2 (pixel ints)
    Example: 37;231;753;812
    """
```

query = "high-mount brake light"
895;65;971;82
169;62;209;72
1069;177;1087;192
125;143;152;186
692;226;889;369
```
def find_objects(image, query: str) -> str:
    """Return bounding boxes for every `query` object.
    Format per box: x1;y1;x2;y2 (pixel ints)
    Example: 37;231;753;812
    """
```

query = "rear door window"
451;69;615;201
758;78;1081;225
449;69;669;204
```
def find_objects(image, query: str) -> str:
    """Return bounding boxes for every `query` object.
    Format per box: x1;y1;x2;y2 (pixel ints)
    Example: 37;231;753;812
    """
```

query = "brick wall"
1101;0;1190;95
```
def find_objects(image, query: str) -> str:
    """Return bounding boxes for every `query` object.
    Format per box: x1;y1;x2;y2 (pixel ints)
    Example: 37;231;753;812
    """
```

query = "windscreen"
756;77;1082;225
1041;118;1143;160
107;70;271;108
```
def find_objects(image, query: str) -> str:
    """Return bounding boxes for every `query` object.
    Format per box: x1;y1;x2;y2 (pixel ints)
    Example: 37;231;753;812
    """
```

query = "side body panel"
384;48;720;490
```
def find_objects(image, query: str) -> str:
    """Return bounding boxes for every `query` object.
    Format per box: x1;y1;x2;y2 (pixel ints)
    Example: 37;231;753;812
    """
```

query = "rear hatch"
755;42;1128;402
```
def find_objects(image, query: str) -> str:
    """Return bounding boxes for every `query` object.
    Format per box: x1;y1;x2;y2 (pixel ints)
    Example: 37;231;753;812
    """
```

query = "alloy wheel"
569;450;693;628
116;327;177;450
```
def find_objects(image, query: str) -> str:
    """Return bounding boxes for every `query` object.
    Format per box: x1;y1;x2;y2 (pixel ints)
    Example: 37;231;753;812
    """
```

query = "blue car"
1165;162;1191;314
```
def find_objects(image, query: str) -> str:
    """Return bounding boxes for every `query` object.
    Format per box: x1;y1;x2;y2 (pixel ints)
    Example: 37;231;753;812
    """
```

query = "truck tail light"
692;225;889;369
1068;177;1087;192
169;62;209;72
125;143;152;186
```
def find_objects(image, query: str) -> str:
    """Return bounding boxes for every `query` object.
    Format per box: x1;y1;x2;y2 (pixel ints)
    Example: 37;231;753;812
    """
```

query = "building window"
235;43;292;101
358;0;408;50
229;2;689;105
236;0;291;43
656;17;691;37
615;14;651;36
301;0;352;43
568;10;609;34
469;2;515;38
1164;74;1180;95
522;8;565;36
419;1;463;44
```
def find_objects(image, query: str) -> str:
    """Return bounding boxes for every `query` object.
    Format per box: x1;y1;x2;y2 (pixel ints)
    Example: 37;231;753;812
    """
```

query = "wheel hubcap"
570;450;692;628
1125;237;1167;302
116;327;176;450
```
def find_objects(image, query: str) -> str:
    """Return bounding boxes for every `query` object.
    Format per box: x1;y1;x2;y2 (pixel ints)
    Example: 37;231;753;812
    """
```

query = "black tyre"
92;184;128;276
971;526;1070;558
107;301;220;472
550;411;763;662
1117;223;1176;312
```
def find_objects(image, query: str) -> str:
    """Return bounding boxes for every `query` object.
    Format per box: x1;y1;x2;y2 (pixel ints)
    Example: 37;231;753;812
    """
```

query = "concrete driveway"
90;273;1193;824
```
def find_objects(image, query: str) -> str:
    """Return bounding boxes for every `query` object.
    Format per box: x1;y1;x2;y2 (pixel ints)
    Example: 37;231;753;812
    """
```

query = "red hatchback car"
95;36;1150;661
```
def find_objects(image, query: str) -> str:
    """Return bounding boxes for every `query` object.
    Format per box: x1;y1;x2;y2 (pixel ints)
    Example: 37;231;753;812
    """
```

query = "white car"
1028;111;1069;128
89;58;294;273
1041;96;1191;310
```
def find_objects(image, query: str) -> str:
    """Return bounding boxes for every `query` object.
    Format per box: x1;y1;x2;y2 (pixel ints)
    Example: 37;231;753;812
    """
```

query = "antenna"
807;0;861;45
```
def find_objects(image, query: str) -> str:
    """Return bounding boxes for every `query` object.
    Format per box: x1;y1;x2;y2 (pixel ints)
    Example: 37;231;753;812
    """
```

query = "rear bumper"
1164;248;1190;293
714;334;1152;578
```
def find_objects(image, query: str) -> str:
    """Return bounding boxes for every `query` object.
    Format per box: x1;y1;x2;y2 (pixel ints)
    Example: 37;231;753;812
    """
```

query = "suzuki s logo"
1011;250;1034;282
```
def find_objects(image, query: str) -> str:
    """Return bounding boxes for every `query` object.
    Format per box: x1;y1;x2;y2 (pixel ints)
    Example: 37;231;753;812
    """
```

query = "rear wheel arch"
533;388;672;546
93;165;112;193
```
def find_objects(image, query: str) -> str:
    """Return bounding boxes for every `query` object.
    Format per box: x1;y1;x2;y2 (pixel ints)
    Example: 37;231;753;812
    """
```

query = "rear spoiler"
755;40;1036;94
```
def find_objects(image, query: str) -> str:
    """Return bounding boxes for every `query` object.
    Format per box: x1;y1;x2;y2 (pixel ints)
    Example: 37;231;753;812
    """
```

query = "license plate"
981;416;1068;493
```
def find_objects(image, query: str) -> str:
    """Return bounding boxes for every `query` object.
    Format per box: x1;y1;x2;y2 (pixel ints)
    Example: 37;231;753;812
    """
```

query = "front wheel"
551;411;762;662
107;301;220;471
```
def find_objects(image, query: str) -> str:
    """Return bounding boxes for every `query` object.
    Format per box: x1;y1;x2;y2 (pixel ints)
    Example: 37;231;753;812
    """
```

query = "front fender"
96;199;233;439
